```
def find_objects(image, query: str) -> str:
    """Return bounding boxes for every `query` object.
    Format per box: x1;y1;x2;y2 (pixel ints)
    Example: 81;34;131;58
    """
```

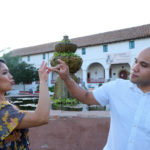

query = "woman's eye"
2;72;7;75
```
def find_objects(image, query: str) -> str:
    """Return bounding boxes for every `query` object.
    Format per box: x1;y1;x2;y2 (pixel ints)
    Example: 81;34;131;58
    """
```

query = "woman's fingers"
44;62;47;70
39;61;45;71
40;59;66;75
40;61;45;68
41;61;48;71
39;61;51;75
46;67;52;74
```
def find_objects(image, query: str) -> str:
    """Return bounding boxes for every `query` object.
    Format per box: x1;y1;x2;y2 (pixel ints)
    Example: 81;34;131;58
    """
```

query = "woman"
0;59;51;149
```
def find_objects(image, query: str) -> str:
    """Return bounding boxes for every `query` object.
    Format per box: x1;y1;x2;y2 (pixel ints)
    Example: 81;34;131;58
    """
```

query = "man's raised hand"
51;59;70;81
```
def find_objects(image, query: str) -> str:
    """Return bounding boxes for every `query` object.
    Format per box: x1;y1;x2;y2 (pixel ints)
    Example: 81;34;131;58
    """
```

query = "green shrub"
36;85;39;91
49;86;54;92
98;83;102;87
52;98;80;106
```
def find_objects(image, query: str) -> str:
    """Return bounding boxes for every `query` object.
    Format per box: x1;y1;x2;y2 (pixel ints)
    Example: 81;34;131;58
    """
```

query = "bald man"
51;47;150;150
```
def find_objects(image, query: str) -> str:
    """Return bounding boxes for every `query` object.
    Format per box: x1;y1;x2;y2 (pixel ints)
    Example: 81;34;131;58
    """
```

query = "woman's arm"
16;61;51;129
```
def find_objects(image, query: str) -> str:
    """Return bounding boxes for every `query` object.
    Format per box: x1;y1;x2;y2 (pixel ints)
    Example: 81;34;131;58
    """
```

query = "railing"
51;78;105;84
87;78;105;83
18;91;39;95
51;79;83;84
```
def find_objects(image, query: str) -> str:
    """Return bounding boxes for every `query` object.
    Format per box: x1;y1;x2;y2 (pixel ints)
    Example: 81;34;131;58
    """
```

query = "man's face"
130;49;150;86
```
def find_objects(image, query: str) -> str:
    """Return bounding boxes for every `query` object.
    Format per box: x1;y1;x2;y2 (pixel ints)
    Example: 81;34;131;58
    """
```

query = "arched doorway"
110;63;130;80
87;63;105;83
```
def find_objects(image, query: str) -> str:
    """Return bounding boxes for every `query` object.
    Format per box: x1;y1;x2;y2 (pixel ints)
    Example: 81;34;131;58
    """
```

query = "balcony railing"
51;78;83;84
51;78;105;84
87;78;105;83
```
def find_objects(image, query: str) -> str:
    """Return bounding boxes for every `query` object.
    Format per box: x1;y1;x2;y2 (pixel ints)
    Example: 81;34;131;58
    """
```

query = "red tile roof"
12;24;150;56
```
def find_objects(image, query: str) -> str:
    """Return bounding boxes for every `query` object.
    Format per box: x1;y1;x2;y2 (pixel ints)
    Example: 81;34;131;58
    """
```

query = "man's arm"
51;59;99;105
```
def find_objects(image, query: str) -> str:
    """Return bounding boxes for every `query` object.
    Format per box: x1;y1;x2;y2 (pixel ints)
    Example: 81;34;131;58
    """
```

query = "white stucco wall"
12;37;150;92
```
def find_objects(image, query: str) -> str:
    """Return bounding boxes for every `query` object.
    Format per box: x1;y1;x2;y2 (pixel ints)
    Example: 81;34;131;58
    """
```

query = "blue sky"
0;0;150;56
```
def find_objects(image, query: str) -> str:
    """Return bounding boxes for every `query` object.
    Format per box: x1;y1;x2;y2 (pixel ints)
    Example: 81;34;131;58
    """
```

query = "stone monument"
50;36;83;99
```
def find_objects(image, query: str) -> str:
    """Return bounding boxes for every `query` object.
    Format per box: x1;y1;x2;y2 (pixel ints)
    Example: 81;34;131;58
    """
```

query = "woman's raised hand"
38;61;51;82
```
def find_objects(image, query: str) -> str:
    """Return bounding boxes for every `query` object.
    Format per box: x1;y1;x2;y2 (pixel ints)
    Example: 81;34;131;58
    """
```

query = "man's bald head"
137;47;150;63
140;47;150;55
130;47;150;88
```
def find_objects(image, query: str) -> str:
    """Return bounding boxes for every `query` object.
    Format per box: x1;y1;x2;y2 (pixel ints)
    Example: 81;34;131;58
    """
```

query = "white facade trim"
11;37;150;93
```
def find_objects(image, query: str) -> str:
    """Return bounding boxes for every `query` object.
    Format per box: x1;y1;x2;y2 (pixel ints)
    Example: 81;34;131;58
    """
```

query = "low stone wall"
29;117;110;150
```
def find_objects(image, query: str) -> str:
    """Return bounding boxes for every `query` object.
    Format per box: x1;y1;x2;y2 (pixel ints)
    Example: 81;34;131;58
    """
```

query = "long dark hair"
0;59;6;70
0;58;6;64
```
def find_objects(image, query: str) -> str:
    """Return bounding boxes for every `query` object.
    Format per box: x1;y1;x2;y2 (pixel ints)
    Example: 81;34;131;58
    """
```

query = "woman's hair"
0;59;6;64
0;58;6;68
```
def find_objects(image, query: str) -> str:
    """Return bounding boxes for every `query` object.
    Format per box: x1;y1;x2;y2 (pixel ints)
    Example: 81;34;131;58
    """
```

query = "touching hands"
38;59;70;82
51;59;70;81
38;61;52;82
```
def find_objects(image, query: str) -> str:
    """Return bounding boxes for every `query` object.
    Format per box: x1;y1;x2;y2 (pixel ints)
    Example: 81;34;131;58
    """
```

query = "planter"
55;35;77;53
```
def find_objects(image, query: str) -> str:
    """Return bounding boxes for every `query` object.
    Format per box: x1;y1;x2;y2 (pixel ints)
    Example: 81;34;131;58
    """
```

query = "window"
82;48;86;55
43;53;46;59
129;41;135;49
103;45;108;52
27;56;30;61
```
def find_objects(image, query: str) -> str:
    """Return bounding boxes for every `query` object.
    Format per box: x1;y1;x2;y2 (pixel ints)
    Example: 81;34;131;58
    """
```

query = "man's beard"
131;79;150;87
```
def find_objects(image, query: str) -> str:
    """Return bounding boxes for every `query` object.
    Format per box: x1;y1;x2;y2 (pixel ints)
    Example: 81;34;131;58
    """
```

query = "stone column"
82;69;87;88
47;53;51;87
48;72;53;87
105;65;110;81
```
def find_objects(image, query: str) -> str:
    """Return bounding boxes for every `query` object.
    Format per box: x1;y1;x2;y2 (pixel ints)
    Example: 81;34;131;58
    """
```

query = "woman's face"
0;63;15;92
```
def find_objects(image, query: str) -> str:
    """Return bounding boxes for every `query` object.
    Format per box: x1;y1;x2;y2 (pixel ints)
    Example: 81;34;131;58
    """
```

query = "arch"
87;63;105;83
110;63;130;80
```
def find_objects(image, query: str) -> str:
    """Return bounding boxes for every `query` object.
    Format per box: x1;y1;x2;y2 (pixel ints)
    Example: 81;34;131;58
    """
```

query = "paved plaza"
49;110;110;119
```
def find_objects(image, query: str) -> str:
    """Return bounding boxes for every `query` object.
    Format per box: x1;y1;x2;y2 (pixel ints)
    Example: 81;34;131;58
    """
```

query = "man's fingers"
52;68;60;74
51;66;60;72
57;59;66;65
51;65;62;70
49;66;63;74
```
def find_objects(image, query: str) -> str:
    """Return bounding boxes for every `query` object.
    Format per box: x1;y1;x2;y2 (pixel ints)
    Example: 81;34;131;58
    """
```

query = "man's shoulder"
107;79;131;87
115;78;130;83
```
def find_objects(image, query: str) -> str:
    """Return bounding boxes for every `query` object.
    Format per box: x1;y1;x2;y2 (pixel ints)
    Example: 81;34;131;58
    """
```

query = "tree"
2;52;39;90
